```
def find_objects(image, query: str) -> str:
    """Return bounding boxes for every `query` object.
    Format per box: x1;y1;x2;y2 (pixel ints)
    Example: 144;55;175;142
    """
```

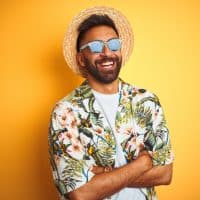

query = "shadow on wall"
35;42;83;199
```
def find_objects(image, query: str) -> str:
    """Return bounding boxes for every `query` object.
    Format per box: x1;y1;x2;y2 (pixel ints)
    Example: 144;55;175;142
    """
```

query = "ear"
76;52;86;67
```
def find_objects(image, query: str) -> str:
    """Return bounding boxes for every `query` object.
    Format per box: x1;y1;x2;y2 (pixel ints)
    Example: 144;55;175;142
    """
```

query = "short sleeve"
144;93;174;166
48;101;95;196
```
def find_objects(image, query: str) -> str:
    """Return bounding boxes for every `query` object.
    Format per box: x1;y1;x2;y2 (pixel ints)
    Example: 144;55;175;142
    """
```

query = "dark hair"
76;14;119;52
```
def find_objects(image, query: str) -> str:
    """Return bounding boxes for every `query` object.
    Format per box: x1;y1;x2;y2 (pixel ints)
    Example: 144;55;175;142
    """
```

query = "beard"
83;55;122;84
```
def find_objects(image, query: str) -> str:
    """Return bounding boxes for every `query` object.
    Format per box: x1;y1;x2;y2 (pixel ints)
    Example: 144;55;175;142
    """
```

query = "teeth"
101;61;113;66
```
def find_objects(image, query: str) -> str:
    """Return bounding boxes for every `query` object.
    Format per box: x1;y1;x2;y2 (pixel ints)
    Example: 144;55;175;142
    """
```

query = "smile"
97;61;115;70
101;61;114;67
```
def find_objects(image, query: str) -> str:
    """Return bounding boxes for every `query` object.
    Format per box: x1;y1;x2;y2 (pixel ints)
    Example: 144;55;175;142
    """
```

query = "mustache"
95;56;119;65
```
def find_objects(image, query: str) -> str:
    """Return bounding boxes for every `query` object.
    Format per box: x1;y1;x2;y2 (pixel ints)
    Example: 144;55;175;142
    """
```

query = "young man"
48;6;174;200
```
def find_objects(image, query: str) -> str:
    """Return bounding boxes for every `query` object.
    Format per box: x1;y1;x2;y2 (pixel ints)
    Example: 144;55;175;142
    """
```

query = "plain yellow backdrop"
1;0;200;199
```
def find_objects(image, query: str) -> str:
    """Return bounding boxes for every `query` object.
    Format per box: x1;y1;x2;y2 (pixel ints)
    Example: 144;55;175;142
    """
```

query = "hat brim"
63;6;134;75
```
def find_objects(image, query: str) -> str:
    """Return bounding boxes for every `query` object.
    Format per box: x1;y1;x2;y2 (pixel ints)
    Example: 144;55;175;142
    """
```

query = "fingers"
90;165;113;174
90;165;105;174
138;150;154;158
138;150;149;156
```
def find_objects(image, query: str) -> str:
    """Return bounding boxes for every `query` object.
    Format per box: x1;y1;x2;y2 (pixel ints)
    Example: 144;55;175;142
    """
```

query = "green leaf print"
133;103;152;128
62;157;85;191
144;130;156;150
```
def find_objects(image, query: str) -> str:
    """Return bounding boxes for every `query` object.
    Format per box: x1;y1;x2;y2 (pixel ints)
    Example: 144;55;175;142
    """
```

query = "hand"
136;150;152;171
91;165;113;175
91;150;152;175
138;150;151;157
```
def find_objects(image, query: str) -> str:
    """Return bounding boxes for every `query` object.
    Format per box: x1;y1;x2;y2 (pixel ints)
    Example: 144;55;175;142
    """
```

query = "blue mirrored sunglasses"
79;38;122;53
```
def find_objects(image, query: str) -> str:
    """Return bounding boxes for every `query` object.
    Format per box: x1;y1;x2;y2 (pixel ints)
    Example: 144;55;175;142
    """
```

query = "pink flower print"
56;106;76;128
65;132;72;140
57;113;67;127
154;111;159;120
94;126;103;134
71;119;77;128
67;141;84;160
58;132;65;142
65;111;76;125
72;143;81;152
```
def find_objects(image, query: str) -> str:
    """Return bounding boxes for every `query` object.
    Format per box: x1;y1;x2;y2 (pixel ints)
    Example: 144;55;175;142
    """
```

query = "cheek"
116;51;122;59
84;53;100;64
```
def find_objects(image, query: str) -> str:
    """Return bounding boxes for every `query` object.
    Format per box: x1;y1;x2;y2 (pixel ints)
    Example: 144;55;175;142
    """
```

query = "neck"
87;77;119;94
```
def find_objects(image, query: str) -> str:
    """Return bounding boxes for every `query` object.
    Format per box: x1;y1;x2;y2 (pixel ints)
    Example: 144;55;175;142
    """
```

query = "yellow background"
1;0;199;199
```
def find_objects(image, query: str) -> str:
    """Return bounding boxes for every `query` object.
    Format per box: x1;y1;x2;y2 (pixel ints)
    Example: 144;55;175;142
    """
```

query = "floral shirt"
48;79;174;200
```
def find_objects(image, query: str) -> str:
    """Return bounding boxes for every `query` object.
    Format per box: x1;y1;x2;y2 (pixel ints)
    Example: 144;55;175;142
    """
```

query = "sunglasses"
79;38;122;53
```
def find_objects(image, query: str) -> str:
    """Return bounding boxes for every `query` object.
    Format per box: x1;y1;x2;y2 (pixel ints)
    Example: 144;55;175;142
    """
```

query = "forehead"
81;25;118;44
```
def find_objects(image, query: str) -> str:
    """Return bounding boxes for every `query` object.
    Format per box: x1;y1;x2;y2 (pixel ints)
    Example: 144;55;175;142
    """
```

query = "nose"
100;44;112;56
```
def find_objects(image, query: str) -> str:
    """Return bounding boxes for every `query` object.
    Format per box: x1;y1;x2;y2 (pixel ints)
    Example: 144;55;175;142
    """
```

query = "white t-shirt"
92;89;145;200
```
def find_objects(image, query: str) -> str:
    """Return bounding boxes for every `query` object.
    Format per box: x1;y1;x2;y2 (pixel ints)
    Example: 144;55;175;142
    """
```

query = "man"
48;6;174;200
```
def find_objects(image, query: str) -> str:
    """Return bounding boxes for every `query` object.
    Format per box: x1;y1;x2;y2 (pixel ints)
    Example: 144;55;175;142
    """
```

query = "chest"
74;96;153;166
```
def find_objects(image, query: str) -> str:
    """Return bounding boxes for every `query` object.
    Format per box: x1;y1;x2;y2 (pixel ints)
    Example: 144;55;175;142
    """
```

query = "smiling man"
48;6;174;200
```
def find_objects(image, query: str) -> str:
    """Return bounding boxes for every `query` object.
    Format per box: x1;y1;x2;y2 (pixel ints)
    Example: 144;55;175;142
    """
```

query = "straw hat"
63;6;134;75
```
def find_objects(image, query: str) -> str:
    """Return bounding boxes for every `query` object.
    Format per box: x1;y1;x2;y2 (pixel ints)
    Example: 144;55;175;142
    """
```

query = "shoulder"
121;80;160;105
51;85;83;115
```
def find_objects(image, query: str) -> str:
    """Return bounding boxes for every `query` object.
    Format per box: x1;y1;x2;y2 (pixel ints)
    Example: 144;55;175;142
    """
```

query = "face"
77;25;122;84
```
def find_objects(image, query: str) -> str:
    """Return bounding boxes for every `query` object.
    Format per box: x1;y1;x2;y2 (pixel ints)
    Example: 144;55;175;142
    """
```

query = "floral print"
48;79;173;200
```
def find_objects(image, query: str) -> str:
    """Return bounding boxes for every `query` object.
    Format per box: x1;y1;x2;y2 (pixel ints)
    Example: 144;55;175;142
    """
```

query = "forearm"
128;163;173;187
68;155;151;200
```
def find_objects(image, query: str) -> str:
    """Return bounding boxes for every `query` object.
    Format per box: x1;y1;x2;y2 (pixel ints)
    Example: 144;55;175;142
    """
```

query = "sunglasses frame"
79;38;122;53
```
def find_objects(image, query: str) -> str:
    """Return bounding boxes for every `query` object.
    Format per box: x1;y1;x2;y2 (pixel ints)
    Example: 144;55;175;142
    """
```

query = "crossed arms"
67;151;173;200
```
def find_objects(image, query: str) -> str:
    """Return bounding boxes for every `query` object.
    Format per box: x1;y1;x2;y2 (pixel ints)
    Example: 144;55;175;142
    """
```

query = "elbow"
163;173;172;185
162;164;173;185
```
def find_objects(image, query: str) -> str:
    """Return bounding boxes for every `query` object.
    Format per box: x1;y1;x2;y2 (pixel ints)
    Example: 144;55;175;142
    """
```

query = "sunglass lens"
108;39;121;51
89;41;103;53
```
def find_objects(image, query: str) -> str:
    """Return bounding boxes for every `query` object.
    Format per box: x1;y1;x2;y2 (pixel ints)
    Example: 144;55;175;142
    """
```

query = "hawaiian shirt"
48;79;174;200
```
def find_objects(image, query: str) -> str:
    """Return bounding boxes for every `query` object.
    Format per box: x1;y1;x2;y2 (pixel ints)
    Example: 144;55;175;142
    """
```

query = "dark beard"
83;56;122;84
